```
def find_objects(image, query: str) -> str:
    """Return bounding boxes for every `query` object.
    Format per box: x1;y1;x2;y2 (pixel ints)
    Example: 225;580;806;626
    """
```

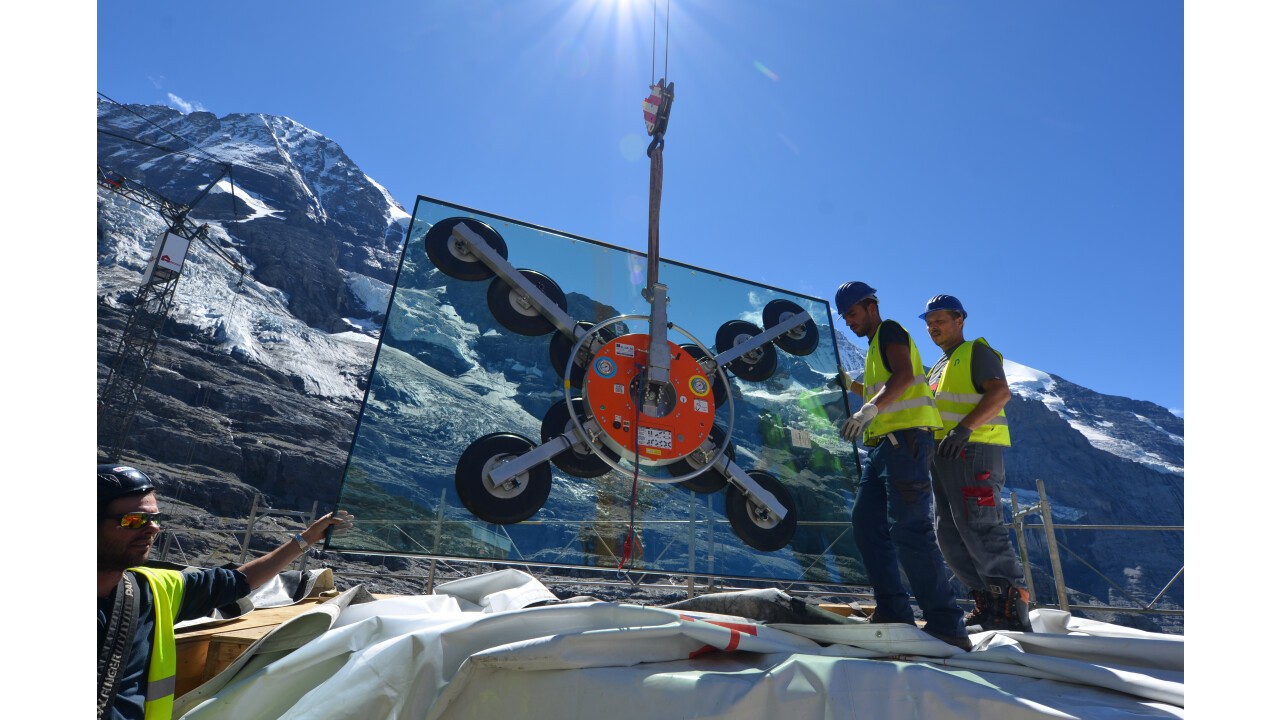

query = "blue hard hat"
835;281;877;315
919;294;967;320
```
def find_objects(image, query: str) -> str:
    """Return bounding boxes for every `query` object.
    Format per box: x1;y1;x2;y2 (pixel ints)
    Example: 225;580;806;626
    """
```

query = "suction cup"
550;321;624;389
424;218;509;281
540;398;619;478
726;471;797;552
487;269;568;336
763;299;820;356
455;432;552;524
715;320;778;382
668;424;733;494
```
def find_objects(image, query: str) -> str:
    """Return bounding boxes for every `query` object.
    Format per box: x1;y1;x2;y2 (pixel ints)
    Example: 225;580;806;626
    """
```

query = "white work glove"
840;402;879;442
838;370;853;390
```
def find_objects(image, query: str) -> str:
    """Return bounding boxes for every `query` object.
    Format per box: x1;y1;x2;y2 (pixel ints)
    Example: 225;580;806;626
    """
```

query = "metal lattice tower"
97;166;230;462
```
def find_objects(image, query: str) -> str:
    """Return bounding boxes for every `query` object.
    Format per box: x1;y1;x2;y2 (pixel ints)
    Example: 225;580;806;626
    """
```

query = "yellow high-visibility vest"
863;322;942;442
129;566;186;720
932;337;1011;446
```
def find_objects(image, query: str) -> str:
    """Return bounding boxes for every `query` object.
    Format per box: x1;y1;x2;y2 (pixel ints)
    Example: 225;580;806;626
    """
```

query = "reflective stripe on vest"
863;322;942;441
130;566;186;720
932;337;1011;446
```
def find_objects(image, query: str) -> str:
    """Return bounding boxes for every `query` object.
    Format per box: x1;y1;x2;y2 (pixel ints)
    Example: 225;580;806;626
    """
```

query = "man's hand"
937;426;973;460
840;402;879;442
329;509;355;533
241;510;357;590
303;510;356;543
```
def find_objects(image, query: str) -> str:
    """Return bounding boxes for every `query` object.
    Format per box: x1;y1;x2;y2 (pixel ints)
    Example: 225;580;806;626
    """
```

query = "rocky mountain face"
95;102;1183;627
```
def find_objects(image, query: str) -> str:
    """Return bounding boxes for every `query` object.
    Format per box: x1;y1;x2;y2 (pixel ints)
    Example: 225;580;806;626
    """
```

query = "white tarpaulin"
176;569;1183;719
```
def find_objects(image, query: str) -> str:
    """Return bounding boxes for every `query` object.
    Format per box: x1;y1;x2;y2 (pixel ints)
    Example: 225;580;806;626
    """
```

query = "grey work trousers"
930;442;1025;592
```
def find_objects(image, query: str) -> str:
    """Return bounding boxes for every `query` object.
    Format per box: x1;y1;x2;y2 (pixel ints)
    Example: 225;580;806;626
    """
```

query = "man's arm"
871;341;914;408
837;369;865;398
237;511;353;590
959;377;1011;430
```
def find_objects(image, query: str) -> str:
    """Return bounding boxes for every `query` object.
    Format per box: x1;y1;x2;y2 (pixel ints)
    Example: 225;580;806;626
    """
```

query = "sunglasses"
102;512;163;529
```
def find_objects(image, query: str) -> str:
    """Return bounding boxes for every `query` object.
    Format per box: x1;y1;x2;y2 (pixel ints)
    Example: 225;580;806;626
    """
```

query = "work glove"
937;426;973;460
840;402;879;442
829;371;849;391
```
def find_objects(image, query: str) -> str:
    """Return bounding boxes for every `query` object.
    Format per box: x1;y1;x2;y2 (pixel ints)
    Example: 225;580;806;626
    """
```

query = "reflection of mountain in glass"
331;197;866;584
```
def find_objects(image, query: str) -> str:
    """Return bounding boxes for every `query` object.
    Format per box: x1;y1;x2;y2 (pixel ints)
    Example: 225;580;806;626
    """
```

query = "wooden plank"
174;599;328;697
175;594;406;698
818;603;857;617
174;640;210;698
204;631;267;683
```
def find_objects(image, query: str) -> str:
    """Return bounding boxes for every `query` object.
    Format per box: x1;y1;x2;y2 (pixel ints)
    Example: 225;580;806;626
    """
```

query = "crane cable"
642;0;674;297
650;0;670;87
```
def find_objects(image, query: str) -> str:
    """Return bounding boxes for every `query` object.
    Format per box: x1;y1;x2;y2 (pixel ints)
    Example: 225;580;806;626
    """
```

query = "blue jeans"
852;429;964;637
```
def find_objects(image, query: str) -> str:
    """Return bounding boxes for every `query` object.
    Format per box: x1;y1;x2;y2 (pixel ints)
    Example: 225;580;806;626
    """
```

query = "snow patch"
1065;418;1183;475
209;179;281;221
1006;358;1182;474
1004;359;1056;397
344;270;393;314
1134;413;1184;445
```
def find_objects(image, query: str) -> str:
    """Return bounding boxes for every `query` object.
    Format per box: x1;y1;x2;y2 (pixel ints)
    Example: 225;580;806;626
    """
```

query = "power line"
97;93;241;223
96;128;219;167
97;91;223;166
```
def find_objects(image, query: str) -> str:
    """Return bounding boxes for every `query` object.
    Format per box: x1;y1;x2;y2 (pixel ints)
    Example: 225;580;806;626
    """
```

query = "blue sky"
11;1;1277;699
93;0;1183;412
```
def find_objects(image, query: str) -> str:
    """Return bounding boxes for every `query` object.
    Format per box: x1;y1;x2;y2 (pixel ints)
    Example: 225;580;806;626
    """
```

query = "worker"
921;294;1032;632
834;281;970;651
96;464;354;720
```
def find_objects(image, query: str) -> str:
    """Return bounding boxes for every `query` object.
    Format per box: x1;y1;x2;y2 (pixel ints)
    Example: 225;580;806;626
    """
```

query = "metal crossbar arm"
487;435;573;487
720;460;787;519
711;310;812;367
451;223;579;337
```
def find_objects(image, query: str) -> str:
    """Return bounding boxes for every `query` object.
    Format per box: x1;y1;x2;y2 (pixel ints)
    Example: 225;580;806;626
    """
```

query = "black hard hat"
835;281;877;316
98;464;155;512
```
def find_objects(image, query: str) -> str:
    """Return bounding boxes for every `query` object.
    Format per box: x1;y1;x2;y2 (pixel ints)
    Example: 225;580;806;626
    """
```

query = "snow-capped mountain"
96;102;1183;625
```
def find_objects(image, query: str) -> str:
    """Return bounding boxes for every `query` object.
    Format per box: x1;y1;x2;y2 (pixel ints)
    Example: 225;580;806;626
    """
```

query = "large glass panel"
331;196;865;585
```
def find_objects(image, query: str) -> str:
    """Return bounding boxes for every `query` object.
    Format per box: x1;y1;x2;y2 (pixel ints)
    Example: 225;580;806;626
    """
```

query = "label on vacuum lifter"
638;427;673;450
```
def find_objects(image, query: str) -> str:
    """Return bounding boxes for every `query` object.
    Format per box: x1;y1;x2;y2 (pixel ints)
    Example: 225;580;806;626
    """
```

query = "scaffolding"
154;482;1184;628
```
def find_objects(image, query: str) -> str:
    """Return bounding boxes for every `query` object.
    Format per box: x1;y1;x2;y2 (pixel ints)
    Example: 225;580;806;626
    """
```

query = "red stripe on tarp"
725;629;741;651
703;620;758;635
678;616;759;656
678;615;758;634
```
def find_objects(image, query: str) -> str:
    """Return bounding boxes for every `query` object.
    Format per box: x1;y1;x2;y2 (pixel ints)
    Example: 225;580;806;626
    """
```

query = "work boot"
987;584;1033;632
924;628;973;652
963;589;994;631
869;610;913;625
